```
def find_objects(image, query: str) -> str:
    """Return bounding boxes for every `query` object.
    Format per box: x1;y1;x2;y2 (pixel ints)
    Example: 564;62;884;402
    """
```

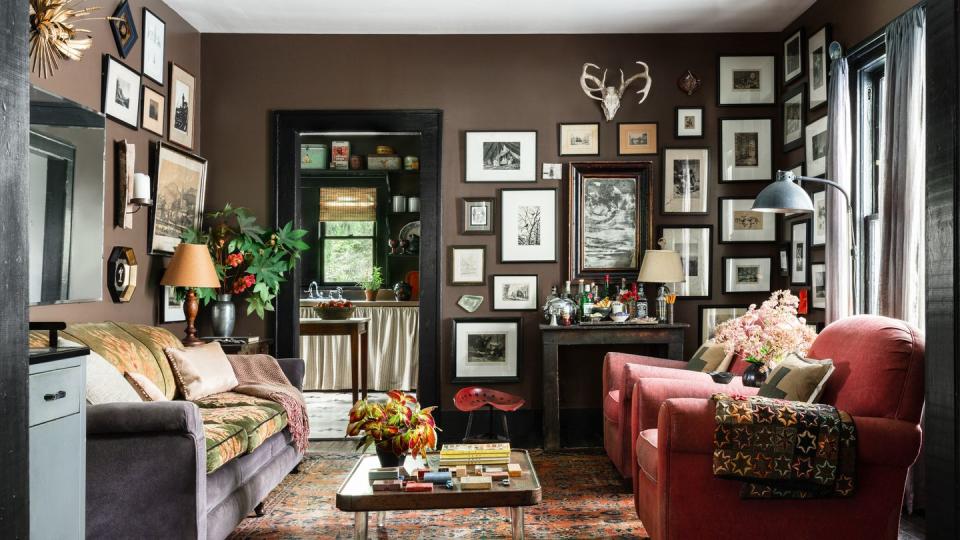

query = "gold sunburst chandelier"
29;0;100;79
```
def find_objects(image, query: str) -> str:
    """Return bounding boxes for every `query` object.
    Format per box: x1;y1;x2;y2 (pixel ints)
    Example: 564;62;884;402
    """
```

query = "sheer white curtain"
825;57;853;323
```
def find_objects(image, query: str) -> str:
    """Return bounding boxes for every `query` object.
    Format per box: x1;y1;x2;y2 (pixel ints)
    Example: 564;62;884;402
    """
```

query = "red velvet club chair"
630;315;924;540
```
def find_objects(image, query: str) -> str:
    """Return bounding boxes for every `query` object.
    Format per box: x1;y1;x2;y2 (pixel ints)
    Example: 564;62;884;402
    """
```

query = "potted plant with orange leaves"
346;390;440;467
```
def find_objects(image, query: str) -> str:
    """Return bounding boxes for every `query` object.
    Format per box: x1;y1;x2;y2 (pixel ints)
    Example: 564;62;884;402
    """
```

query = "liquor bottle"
603;274;611;300
583;283;595;321
578;280;588;323
636;282;649;318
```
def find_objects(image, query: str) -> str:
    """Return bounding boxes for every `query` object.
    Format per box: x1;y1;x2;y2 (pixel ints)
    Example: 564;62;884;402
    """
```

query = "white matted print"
812;263;827;309
160;285;185;323
452;319;521;382
491;274;538;311
465;131;537;182
718;55;776;105
499;188;557;262
791;220;810;285
141;8;165;85
700;306;748;343
663;148;709;214
676;107;704;138
558;123;599;156
723;257;772;293
102;55;141;129
660;226;710;298
719;198;776;242
806;115;829;177
783;28;804;84
168;63;196;149
720;118;772;182
542;163;563;180
813;191;827;246
449;246;486;285
808;26;830;109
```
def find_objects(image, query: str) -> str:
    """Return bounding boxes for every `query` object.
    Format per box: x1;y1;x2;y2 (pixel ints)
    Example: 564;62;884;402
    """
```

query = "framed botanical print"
812;190;827;246
718;197;776;243
675;107;704;138
722;257;773;294
783;28;804;85
717;55;776;105
499;188;557;263
101;55;141;129
617;122;658;155
460;197;495;235
465;131;537;182
808;25;831;110
782;84;805;152
142;8;166;85
452;318;522;383
806;115;829;177
699;305;748;343
662;148;709;214
159;285;185;323
109;0;138;58
811;263;827;309
491;274;539;311
568;162;652;281
448;245;486;285
168;63;196;149
149;142;207;255
141;85;165;136
720;118;772;182
791;220;811;285
659;225;712;299
558;123;599;156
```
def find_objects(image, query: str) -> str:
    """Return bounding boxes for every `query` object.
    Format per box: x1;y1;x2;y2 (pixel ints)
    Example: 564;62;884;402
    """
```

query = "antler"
580;63;606;101
619;61;652;104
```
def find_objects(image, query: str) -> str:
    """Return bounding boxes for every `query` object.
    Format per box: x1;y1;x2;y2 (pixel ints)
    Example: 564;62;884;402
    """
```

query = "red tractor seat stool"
453;387;525;443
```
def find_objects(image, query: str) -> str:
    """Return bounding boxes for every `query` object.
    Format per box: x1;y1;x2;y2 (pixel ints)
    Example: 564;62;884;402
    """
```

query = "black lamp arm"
794;175;852;209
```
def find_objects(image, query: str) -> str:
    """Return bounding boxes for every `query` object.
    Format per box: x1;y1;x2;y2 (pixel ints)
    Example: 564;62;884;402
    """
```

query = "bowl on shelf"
314;301;355;320
610;313;630;323
592;307;612;320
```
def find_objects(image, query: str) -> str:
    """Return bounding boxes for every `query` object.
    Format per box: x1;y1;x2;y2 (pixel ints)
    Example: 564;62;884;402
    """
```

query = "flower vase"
211;294;236;337
376;445;404;468
742;362;767;388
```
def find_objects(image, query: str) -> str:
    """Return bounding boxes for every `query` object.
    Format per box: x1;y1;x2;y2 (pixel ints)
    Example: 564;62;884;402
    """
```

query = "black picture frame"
464;130;538;183
783;27;805;85
141;7;166;86
782;83;806;152
448;245;487;285
811;262;827;310
657;224;713;300
109;0;138;59
674;106;705;139
717;54;777;106
808;24;832;111
451;318;523;383
718;117;774;183
698;304;749;344
459;197;496;235
717;196;778;244
661;147;710;215
790;219;811;285
721;256;775;294
557;122;600;156
499;187;559;264
158;285;185;323
100;54;141;130
148;141;208;256
490;274;539;311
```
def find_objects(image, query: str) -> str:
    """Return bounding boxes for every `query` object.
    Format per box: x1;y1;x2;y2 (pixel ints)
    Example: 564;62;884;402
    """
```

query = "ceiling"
165;0;816;34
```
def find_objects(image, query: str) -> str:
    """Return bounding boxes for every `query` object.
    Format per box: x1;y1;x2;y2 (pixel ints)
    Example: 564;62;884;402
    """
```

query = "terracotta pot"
364;289;377;301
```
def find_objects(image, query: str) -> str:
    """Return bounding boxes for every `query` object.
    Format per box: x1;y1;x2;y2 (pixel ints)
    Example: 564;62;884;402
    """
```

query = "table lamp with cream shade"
637;244;685;323
161;243;220;346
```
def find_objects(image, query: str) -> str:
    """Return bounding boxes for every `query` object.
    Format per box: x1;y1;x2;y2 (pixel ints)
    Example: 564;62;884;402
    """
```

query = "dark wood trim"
0;0;30;533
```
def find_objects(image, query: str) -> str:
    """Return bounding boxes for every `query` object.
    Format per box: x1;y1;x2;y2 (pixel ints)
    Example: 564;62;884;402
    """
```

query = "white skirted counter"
299;302;419;391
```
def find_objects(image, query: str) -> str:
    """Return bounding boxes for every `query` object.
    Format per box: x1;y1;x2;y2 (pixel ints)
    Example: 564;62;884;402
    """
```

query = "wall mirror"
28;86;106;305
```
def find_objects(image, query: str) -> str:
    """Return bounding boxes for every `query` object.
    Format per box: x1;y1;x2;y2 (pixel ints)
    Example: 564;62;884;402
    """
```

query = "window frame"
318;221;377;286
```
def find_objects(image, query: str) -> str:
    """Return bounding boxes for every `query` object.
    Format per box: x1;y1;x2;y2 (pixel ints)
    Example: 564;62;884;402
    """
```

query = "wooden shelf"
300;169;418;177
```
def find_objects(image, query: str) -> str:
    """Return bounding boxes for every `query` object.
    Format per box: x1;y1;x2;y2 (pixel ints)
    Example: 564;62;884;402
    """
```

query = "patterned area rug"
306;392;410;440
229;449;647;539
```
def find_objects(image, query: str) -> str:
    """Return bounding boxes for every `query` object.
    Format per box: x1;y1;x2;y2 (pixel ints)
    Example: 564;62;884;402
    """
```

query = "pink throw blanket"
228;354;309;454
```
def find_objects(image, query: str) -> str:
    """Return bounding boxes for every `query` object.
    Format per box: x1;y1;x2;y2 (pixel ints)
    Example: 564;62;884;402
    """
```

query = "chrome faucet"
308;281;319;299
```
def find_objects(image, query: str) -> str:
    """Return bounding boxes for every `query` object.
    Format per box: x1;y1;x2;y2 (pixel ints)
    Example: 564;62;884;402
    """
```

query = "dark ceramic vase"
741;362;767;388
376;446;403;468
393;281;412;301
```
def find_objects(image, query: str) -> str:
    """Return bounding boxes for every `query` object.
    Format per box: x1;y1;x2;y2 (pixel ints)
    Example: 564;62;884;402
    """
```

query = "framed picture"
717;55;776;105
720;118;772;182
149;142;208;255
159;285;185;323
101;55;141;129
662;147;709;214
568;162;652;280
465;131;537;182
806;115;829;177
558;123;599;156
141;85;165;136
812;191;827;246
699;305;748;343
617;122;658;155
452;318;522;383
784;162;805;217
718;197;776;243
542;163;563;180
808;25;831;110
811;263;827;309
168;63;196;149
460;197;495;235
491;274;539;311
448;245;486;285
722;257;773;294
499;188;557;263
659;225;712;298
675;107;704;138
109;0;138;58
783;28;805;85
142;8;166;85
779;248;789;276
791;220;811;285
782;84;805;152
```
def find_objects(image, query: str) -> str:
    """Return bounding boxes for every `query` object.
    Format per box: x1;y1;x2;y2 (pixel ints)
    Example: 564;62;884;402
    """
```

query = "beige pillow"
58;338;142;404
758;353;835;403
163;342;238;401
124;371;169;402
684;340;734;373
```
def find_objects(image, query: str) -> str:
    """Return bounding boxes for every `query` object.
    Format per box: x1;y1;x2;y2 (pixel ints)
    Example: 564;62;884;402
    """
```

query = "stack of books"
438;443;511;467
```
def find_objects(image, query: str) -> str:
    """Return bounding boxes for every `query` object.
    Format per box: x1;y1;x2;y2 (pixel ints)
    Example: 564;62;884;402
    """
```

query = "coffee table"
336;450;541;539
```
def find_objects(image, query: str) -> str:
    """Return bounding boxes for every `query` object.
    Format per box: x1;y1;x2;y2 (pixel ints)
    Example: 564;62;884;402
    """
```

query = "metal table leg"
510;507;525;539
377;511;385;528
354;511;368;540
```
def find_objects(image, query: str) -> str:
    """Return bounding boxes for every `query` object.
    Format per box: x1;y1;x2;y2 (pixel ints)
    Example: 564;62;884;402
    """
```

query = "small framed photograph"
718;55;776;106
812;191;827;246
720;118;772;182
662;147;709;214
141;85;165;136
499;188;557;263
168;63;196;149
491;274;539;311
542;163;563;180
460;197;495;235
783;28;805;85
452;318;522;383
141;8;165;85
617;122;658;155
779;248;789;276
699;305;748;343
718;197;776;243
791;220;811;285
101;55;141;129
159;285;185;323
808;25;831;110
448;245;486;285
658;225;712;299
465;131;537;182
109;0;138;58
722;257;773;294
806;115;829;177
675;107;704;138
782;84;805;152
811;263;827;309
558;123;599;156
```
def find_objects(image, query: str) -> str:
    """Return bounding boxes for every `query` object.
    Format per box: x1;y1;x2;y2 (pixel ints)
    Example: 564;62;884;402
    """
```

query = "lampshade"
752;170;815;214
637;250;684;284
160;244;220;288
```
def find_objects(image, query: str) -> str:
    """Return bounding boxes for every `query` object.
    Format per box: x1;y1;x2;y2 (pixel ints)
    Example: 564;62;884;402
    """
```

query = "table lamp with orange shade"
161;243;220;346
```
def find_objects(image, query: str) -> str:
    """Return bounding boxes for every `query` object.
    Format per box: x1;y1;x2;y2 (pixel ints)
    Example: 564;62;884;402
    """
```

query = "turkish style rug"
229;449;648;539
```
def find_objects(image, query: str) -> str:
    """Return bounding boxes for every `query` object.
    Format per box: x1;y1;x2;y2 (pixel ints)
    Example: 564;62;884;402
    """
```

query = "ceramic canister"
407;196;420;213
392;195;407;213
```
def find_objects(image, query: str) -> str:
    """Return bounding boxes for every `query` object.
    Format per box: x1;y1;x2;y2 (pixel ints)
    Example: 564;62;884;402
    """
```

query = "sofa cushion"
55;337;143;405
604;390;621;425
758;353;835;403
200;405;288;453
637;428;658;482
165;342;239;401
204;422;248;473
114;323;183;399
194;391;285;414
684;340;733;372
124;371;169;402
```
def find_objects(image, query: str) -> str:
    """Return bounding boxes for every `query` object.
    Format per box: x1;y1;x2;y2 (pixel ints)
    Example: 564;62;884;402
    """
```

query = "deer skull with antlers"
580;61;652;121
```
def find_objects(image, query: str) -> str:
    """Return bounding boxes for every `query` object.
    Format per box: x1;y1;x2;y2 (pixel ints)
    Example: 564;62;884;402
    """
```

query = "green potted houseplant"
358;266;384;301
346;390;439;467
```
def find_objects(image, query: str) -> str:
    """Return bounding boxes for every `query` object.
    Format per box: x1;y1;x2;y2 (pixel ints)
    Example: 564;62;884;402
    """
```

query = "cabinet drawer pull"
43;390;67;401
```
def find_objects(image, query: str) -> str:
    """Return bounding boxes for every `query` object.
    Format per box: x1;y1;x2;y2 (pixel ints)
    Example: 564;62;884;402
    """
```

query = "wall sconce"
126;173;154;214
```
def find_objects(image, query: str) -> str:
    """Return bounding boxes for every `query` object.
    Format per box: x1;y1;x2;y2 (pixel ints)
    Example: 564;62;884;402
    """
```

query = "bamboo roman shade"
318;187;377;222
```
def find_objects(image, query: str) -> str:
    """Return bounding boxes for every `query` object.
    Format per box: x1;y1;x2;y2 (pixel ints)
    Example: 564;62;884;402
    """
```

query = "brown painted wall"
29;0;200;333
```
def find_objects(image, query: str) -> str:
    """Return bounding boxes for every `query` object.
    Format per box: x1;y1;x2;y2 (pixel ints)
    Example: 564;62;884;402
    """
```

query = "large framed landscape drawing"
465;131;537;182
452;318;522;383
568;162;652;281
149;142;208;255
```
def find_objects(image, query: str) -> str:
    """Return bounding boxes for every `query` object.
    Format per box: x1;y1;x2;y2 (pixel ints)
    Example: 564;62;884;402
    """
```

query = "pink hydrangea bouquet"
713;290;817;372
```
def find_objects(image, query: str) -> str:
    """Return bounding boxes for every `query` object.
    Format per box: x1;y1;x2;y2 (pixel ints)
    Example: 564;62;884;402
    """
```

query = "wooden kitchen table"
299;318;370;403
